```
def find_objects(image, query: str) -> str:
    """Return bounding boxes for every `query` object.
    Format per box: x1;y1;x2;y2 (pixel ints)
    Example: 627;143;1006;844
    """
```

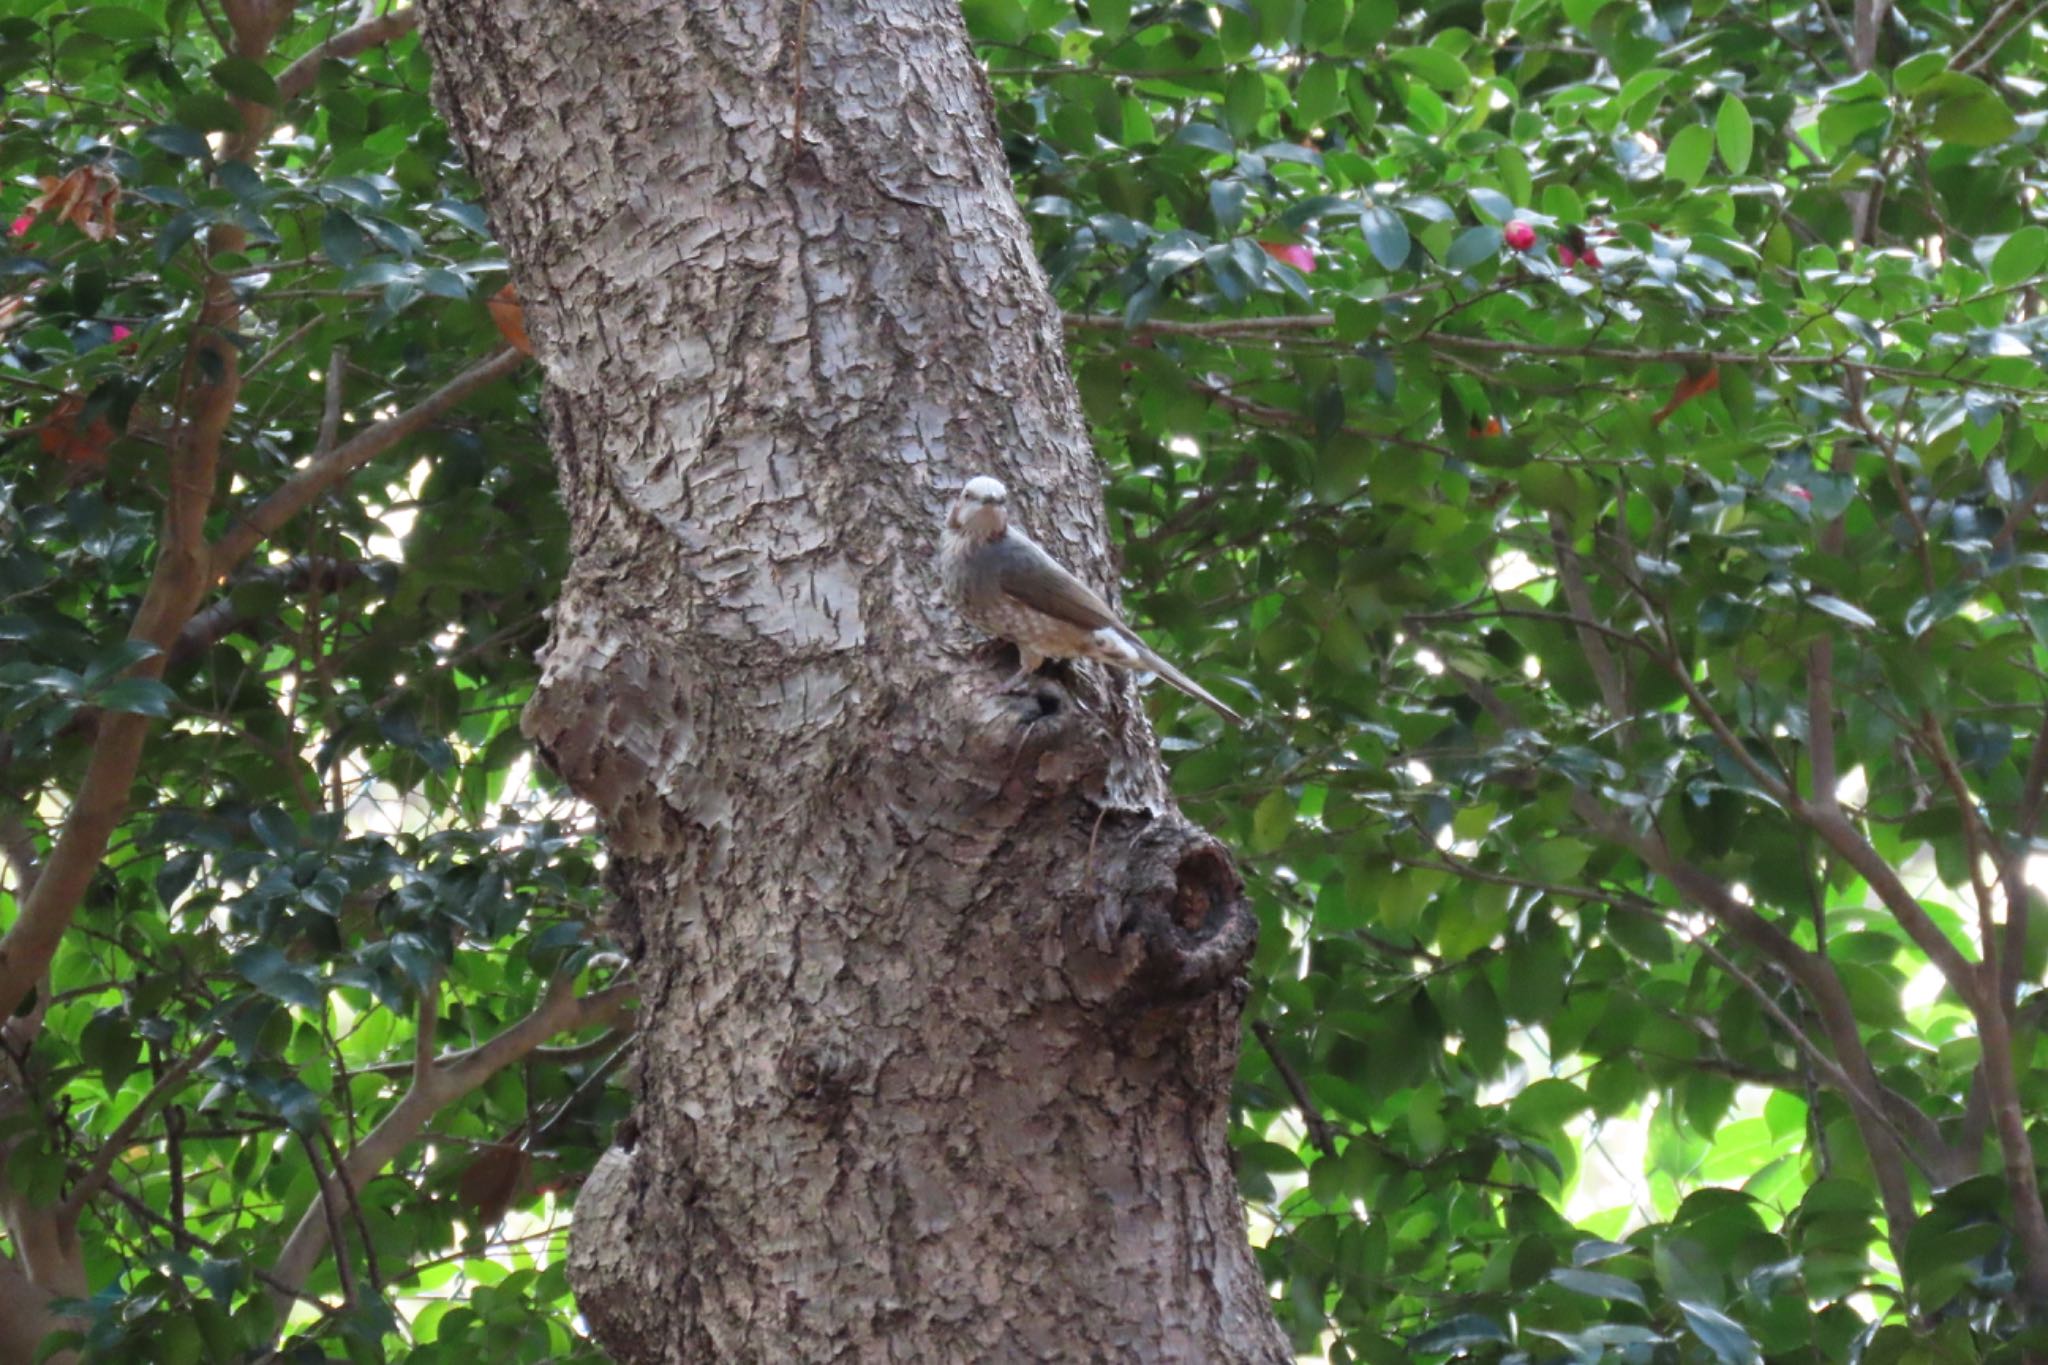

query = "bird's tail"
1136;645;1246;727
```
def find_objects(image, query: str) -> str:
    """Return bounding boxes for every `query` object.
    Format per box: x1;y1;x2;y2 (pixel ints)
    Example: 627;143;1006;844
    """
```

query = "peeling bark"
418;1;1284;1359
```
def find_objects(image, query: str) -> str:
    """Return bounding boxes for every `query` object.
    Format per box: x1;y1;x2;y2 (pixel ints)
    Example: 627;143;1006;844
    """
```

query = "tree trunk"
417;3;1286;1359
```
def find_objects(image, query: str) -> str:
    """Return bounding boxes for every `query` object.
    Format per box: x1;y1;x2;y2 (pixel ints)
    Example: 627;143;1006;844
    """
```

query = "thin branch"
94;1179;338;1317
1916;711;2000;965
0;810;38;903
171;555;378;666
60;1031;226;1223
275;7;420;103
297;1131;357;1307
1189;379;1455;457
319;1123;382;1294
1548;513;1628;720
1951;0;2040;71
1998;701;2048;1007
413;976;438;1086
265;977;636;1323
1627;588;1987;1006
208;346;527;583
316;344;347;454
1062;312;2048;399
1251;1021;1337;1157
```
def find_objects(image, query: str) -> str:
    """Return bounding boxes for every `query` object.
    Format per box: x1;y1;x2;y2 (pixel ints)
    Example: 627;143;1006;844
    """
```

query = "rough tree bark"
417;1;1287;1360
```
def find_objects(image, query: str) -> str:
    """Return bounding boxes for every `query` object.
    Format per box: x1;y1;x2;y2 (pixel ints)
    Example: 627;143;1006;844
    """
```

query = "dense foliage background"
5;0;2048;1360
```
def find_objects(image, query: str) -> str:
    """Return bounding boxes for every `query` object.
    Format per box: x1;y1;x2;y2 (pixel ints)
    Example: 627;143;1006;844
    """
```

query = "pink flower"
1504;220;1536;252
8;215;32;238
110;324;130;342
1557;245;1578;268
1259;241;1316;273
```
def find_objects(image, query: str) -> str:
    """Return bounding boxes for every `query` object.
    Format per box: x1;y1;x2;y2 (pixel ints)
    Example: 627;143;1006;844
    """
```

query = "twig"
316;345;347;454
413;974;439;1086
264;977;637;1325
209;346;527;582
275;7;420;103
298;1131;357;1306
1952;0;2041;71
1251;1021;1337;1157
319;1124;382;1294
61;1032;226;1221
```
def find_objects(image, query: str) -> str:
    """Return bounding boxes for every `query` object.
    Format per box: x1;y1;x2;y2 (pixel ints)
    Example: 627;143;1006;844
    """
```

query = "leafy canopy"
974;0;2048;1361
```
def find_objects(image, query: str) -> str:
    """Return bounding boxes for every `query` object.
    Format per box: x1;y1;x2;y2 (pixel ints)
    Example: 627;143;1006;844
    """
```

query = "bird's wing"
987;532;1124;632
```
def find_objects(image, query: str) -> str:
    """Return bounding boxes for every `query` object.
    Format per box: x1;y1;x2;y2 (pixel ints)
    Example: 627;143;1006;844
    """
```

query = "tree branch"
0;1254;62;1364
275;8;421;103
1951;0;2039;71
1250;1021;1337;1157
0;0;293;1032
208;346;527;584
413;976;438;1086
0;810;37;902
59;1031;225;1225
297;1131;357;1307
1548;514;1629;720
264;977;635;1324
170;555;378;667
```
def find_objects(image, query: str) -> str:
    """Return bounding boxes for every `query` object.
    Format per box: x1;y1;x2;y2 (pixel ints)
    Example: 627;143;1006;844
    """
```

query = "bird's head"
947;475;1009;539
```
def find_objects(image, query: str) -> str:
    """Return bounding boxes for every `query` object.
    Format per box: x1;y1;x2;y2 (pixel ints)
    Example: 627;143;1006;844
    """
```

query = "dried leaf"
488;282;533;356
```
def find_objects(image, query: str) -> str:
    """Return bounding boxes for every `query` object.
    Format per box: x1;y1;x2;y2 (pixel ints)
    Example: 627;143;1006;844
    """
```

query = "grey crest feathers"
937;475;1246;727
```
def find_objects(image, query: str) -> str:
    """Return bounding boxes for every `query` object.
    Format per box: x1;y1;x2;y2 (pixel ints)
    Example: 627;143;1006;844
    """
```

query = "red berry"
1504;220;1536;251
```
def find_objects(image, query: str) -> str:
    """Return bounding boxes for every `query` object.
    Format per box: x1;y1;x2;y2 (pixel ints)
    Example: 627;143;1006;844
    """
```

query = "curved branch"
276;9;421;103
264;977;636;1323
59;1032;225;1225
208;346;528;583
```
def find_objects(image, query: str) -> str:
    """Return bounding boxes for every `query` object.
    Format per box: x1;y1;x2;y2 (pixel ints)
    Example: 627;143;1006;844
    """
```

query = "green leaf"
320;209;373;267
1665;123;1713;187
1924;74;2018;147
71;6;164;38
1224;68;1265;139
1388;45;1468;92
1806;595;1876;630
1408;1316;1510;1353
1549;1266;1646;1307
1359;205;1410;270
1252;790;1294;852
231;944;325;1010
211;55;279;107
94;677;175;717
1445;225;1501;270
1715;95;1753;175
142;124;211;159
1991;226;2048;287
80;1008;142;1092
1679;1301;1763;1365
248;807;298;854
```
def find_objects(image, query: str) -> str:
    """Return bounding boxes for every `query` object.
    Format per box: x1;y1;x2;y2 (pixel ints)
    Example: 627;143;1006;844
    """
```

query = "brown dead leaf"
487;282;533;357
38;394;117;471
27;166;120;241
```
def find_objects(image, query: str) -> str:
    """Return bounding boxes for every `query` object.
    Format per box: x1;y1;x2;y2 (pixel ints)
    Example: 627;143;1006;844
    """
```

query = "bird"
938;475;1246;727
